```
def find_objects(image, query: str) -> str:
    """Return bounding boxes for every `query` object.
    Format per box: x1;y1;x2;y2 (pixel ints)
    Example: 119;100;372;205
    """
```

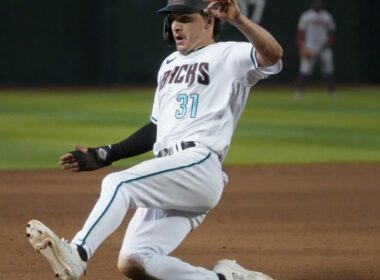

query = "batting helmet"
157;0;209;14
157;0;221;47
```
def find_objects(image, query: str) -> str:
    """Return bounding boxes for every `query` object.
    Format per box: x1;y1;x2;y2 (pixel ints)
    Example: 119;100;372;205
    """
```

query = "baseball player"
26;0;282;279
295;0;336;97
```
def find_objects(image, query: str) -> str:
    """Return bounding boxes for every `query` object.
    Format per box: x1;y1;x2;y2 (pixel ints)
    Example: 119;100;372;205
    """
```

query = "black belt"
157;141;196;158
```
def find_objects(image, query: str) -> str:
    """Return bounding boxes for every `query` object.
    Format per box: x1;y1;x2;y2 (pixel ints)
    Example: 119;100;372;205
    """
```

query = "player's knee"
117;255;150;279
101;172;124;194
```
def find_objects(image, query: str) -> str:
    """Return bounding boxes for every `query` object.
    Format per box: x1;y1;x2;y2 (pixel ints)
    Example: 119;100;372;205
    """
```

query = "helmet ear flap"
163;15;175;47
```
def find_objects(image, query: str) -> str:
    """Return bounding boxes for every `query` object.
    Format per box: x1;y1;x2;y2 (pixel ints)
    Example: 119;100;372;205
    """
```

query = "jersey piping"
80;152;212;245
250;47;258;70
150;115;158;124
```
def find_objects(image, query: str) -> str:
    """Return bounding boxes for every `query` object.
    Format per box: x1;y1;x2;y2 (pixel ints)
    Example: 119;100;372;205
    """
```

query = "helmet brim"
157;4;205;14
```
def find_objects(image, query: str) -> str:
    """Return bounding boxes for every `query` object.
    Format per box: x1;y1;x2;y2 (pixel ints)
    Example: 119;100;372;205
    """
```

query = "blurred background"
1;0;379;86
0;0;379;169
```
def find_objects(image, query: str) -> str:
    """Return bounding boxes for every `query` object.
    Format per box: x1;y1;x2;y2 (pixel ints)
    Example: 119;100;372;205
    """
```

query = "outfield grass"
0;87;379;170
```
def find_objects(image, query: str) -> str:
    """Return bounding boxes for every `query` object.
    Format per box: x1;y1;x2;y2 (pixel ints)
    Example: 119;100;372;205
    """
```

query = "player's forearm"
231;14;283;66
109;122;157;161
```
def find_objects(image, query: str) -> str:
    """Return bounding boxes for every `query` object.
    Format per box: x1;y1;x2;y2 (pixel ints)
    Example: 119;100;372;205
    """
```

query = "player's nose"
172;21;183;32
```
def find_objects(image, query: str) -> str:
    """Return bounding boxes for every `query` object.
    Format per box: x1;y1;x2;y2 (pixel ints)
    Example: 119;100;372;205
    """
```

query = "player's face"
170;12;214;54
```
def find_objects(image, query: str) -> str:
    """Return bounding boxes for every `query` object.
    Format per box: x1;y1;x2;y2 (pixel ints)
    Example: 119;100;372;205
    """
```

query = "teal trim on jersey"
150;115;158;123
250;47;259;69
80;152;212;246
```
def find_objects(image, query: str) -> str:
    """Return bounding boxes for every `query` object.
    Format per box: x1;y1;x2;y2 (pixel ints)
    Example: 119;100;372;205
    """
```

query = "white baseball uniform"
298;8;335;75
71;42;282;280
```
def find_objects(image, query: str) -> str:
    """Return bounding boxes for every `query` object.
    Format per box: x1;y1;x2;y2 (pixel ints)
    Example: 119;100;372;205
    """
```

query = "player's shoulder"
321;9;334;18
301;9;315;17
212;41;251;51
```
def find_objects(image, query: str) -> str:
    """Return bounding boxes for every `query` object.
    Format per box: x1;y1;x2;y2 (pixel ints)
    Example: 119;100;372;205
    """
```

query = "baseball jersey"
150;42;282;162
298;9;335;53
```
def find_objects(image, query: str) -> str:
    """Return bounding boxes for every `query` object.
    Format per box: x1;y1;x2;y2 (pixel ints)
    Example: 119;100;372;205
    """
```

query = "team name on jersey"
159;62;210;90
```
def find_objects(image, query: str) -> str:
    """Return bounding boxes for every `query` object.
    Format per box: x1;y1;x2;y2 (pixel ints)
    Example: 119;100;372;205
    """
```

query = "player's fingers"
63;162;79;172
204;3;221;18
203;7;215;16
59;152;73;160
59;153;74;165
204;0;218;12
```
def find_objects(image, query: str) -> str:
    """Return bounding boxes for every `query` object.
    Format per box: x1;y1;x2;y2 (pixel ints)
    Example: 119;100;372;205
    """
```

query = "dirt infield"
1;164;379;280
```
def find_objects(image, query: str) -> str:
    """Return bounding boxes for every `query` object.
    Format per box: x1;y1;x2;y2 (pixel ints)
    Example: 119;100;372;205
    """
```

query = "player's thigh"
300;57;316;75
118;208;205;260
320;48;334;74
102;148;224;212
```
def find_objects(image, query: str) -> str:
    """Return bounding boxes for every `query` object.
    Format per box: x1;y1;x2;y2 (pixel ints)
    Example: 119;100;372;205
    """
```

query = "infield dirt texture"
1;164;380;280
1;87;379;279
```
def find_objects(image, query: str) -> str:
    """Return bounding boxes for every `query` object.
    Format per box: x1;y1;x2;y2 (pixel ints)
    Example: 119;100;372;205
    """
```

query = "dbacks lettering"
159;62;209;90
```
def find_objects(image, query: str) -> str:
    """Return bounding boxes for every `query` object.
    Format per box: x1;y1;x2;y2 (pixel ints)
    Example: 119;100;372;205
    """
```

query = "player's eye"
179;16;191;23
174;15;193;23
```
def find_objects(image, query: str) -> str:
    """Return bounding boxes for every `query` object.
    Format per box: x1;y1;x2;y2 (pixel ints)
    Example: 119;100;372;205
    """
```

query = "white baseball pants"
300;47;334;75
72;145;225;279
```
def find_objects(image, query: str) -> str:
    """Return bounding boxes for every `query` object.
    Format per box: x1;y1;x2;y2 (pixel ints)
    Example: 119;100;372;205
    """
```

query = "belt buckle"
157;141;195;158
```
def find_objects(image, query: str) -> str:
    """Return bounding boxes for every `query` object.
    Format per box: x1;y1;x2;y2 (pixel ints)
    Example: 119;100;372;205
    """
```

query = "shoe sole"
26;220;74;280
215;259;274;280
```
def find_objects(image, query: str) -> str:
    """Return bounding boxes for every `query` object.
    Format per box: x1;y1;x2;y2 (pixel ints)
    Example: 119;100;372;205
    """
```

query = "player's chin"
175;40;188;51
176;45;188;54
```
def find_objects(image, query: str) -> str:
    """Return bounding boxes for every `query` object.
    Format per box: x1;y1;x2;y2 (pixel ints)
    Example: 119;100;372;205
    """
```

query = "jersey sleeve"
298;12;307;30
327;12;336;32
224;42;282;86
251;48;283;77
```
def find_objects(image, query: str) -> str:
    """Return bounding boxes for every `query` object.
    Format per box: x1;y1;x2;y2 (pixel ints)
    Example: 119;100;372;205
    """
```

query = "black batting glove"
70;146;112;172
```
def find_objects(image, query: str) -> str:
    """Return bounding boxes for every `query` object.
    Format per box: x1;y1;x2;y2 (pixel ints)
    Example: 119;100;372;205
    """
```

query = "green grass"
0;87;379;170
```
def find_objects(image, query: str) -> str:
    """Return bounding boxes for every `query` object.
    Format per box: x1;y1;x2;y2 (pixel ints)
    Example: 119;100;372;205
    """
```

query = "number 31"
175;93;199;119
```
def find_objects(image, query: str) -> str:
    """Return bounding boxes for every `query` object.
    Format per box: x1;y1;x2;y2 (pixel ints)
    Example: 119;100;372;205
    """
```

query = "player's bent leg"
118;254;160;280
118;208;218;280
71;147;223;276
72;148;222;256
71;173;131;258
119;253;219;280
120;148;224;212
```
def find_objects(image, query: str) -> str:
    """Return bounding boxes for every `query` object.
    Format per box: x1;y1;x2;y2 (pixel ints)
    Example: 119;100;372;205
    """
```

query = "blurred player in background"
295;0;336;97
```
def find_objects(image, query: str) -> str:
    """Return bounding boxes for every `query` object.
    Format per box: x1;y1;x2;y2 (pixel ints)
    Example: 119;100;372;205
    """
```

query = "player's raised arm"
204;0;283;67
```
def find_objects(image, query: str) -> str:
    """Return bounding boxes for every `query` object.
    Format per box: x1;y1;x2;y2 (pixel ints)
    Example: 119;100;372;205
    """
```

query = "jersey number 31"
175;93;199;119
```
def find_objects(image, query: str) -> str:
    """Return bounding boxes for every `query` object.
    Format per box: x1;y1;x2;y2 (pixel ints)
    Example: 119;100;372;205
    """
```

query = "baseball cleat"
213;259;274;280
26;219;87;280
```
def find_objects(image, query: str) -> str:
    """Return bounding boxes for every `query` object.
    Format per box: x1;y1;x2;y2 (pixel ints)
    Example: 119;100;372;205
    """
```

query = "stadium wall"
0;0;379;86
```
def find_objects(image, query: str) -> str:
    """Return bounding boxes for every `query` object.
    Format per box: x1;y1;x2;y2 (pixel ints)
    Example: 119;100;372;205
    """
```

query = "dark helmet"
157;0;209;14
157;0;220;47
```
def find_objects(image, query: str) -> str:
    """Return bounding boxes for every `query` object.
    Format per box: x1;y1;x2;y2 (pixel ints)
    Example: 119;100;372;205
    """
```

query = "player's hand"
300;48;314;58
59;144;112;172
59;144;87;172
203;0;241;23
